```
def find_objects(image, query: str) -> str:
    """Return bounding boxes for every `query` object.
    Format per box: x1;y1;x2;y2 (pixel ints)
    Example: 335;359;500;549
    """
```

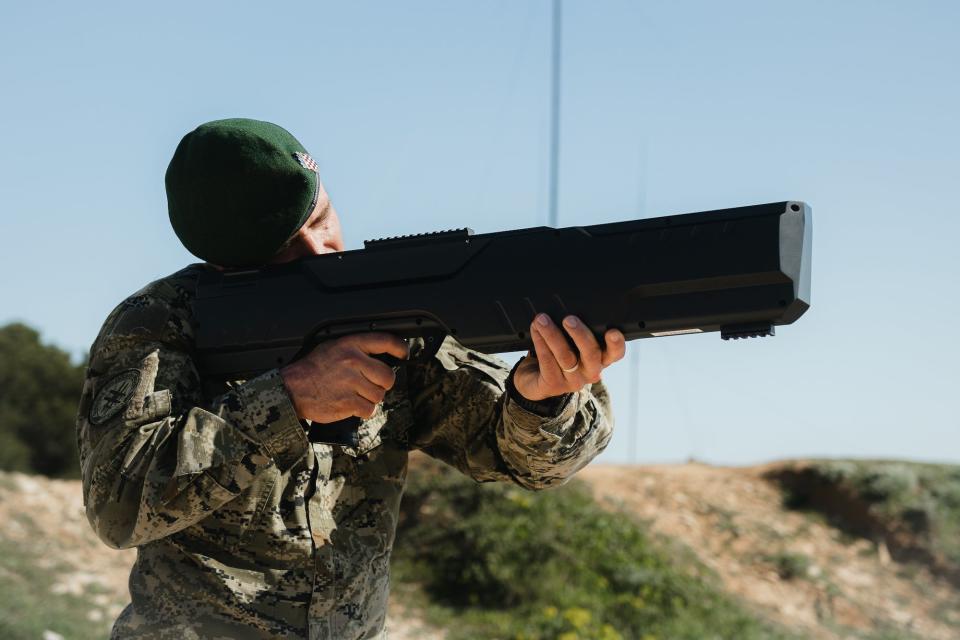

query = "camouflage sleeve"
405;337;614;490
77;278;309;550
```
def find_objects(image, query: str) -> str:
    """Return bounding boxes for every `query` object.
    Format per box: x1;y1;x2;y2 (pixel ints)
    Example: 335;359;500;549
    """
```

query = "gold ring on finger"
561;359;580;374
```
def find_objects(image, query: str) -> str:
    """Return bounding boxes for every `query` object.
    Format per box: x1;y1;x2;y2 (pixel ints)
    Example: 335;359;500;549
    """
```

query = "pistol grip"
306;418;361;447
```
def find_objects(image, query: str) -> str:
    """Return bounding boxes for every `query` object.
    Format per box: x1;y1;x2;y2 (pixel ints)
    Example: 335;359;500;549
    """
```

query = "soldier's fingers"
562;316;602;380
530;321;564;388
359;357;397;390
352;395;377;419
344;332;409;360
601;329;626;368
534;314;579;373
352;372;387;405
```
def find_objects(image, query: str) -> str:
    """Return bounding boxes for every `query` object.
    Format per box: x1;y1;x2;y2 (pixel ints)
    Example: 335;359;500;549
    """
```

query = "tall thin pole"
630;144;647;462
629;347;640;462
548;0;562;227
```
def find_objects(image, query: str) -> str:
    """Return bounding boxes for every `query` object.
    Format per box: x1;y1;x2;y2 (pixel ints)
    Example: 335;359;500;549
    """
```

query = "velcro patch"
89;369;141;425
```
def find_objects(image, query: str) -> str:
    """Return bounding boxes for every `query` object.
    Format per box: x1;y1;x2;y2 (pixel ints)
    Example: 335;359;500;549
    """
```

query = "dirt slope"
0;472;134;635
579;462;960;640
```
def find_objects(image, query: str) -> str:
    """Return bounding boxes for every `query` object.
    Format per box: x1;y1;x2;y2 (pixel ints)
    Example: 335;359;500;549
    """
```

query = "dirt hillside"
579;462;960;639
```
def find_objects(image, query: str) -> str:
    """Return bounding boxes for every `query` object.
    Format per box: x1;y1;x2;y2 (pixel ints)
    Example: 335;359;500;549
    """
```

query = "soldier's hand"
280;332;409;423
513;314;625;402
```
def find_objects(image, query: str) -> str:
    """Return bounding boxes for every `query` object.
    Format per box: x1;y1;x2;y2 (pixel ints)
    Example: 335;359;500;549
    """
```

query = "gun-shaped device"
194;201;811;385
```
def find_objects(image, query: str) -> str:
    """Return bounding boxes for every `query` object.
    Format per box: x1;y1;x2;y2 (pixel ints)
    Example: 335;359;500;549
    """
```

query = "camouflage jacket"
77;264;614;640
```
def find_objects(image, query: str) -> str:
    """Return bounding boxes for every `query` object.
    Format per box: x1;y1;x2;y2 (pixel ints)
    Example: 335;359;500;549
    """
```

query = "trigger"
401;332;446;364
371;332;447;367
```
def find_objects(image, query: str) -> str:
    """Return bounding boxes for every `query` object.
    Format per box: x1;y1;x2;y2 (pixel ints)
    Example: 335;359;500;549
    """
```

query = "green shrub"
393;458;794;640
807;460;960;567
858;465;918;503
0;323;85;477
0;429;33;473
764;551;812;581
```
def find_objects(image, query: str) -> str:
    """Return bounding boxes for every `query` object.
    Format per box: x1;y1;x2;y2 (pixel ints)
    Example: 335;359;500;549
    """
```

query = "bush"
0;323;85;477
393;457;794;640
801;461;960;567
765;552;812;581
858;465;919;503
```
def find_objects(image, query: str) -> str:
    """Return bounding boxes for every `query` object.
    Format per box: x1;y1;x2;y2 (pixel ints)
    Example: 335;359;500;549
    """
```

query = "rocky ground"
580;462;960;640
1;463;957;639
0;472;133;636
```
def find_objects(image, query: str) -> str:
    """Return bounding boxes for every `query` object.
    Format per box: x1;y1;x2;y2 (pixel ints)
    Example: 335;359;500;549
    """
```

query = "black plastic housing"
194;200;812;380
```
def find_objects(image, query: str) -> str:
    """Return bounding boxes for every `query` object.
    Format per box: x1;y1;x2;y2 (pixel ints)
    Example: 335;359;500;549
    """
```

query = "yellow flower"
599;624;623;640
558;633;579;640
563;607;592;629
506;491;532;508
542;605;559;619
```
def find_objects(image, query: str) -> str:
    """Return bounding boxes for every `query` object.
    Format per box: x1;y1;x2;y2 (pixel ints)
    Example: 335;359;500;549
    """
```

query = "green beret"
166;118;319;267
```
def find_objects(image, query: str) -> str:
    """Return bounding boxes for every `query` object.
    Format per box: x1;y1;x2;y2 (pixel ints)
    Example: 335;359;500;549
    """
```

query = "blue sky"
1;1;958;464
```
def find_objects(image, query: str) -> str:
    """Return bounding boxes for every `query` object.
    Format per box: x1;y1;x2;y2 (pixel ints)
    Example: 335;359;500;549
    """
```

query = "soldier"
77;118;625;639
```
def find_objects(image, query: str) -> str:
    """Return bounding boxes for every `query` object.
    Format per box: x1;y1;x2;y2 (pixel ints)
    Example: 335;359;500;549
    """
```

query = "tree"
0;323;85;477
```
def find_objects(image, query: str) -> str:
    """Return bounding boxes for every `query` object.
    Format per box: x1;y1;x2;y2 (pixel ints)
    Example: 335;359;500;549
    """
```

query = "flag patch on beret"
294;152;318;173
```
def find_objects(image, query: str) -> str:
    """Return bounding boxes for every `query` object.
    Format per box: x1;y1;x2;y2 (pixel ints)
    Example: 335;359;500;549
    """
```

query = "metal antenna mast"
547;2;644;463
548;0;562;227
630;145;648;462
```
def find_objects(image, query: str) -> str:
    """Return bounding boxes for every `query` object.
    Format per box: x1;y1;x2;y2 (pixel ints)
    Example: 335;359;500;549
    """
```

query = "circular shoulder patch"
89;369;141;425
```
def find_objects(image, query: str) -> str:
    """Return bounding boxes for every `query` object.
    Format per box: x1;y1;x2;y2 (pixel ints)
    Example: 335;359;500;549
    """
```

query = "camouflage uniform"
77;264;614;640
